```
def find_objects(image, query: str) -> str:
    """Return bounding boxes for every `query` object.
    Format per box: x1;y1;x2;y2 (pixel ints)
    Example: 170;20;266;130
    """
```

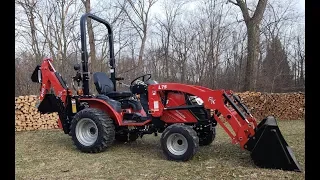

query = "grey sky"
299;0;305;11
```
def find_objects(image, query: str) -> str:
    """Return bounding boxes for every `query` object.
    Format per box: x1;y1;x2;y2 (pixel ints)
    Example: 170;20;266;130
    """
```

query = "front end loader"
30;13;302;172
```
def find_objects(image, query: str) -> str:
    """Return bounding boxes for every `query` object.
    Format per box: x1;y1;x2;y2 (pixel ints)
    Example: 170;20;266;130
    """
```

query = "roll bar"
80;13;116;95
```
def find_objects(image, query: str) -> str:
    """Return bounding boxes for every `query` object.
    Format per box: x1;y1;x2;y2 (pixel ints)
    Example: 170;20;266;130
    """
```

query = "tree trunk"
244;22;259;91
138;29;147;73
61;1;67;75
83;0;96;72
18;0;42;63
297;37;304;86
165;32;170;79
255;43;263;90
232;0;268;91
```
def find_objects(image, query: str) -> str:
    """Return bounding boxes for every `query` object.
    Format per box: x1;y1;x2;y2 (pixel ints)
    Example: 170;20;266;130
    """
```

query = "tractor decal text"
158;84;167;90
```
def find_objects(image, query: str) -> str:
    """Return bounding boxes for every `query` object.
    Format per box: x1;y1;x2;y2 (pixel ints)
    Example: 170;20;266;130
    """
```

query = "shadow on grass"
38;131;256;168
34;129;303;172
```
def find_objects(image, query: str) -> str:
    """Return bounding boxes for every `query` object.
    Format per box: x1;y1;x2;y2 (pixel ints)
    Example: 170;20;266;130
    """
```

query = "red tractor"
31;13;302;172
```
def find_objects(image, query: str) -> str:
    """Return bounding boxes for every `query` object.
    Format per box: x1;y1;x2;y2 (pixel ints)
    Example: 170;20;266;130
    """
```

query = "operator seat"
93;72;132;100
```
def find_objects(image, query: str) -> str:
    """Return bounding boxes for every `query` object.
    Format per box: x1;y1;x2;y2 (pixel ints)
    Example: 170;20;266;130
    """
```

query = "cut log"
15;93;305;132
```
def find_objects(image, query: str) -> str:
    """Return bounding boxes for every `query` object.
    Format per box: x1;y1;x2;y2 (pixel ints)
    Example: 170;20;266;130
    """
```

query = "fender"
80;98;122;125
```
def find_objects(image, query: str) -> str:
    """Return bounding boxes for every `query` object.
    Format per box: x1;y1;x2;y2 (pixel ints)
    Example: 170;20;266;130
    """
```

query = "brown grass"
15;120;305;180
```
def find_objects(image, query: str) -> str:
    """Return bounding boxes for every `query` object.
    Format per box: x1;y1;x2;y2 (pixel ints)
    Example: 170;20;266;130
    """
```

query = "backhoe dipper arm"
148;83;256;148
34;58;73;133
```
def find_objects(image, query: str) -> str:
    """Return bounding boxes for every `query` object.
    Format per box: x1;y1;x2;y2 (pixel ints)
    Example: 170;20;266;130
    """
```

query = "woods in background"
15;0;305;96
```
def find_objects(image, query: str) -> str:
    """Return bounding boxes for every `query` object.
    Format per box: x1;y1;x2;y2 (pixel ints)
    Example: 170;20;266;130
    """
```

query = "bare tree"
295;35;304;88
14;0;305;96
119;0;158;72
16;0;43;63
171;23;196;83
156;0;186;79
81;0;97;72
228;0;268;91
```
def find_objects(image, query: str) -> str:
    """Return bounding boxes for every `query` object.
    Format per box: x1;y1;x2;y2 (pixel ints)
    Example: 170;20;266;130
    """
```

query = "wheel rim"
166;133;188;156
75;118;98;146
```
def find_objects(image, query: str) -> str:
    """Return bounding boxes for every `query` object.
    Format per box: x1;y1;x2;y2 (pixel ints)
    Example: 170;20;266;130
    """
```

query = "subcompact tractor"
31;13;302;172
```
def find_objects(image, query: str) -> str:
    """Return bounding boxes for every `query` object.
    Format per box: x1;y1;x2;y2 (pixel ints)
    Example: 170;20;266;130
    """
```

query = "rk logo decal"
208;97;215;104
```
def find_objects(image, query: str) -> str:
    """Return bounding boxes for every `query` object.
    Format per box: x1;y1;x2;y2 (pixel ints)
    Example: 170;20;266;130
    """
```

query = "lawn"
15;120;305;180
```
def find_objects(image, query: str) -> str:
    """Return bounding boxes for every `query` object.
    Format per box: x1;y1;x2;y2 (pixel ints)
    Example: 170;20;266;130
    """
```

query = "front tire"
199;127;216;146
70;108;115;153
161;124;199;161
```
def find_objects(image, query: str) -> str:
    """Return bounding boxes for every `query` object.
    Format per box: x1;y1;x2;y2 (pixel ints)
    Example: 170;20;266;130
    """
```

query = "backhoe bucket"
244;116;302;172
37;94;60;114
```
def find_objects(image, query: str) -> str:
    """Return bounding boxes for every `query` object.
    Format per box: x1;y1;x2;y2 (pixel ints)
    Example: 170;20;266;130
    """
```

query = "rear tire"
161;124;199;161
199;127;216;146
70;108;115;153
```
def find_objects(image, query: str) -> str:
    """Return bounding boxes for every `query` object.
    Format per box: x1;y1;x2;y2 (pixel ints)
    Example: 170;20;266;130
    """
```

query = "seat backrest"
93;72;114;94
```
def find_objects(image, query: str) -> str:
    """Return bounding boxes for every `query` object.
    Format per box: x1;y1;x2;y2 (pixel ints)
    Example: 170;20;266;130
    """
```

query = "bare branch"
235;0;250;22
227;0;238;6
252;0;268;23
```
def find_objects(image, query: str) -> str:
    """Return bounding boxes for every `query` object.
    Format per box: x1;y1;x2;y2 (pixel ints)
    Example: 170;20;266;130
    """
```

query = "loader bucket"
244;116;302;172
37;94;60;114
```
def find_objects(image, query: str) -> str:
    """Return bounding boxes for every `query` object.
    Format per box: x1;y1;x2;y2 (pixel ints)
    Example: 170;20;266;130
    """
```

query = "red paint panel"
161;92;197;123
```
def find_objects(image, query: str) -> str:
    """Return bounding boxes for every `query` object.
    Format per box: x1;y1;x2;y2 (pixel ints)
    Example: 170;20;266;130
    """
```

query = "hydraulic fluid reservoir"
71;99;77;113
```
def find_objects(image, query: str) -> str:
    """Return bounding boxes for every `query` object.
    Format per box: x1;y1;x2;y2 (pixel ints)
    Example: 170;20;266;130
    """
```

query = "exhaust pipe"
244;116;302;172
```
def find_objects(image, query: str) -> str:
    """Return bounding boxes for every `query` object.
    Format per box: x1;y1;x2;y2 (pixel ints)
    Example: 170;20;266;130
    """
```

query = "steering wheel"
130;74;152;86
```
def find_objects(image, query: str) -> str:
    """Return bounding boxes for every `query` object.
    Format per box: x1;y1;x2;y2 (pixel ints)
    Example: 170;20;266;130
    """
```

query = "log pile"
15;92;305;132
236;91;305;121
15;95;59;132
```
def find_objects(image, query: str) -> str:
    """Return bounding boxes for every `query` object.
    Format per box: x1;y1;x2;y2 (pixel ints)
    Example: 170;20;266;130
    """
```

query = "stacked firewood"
236;91;305;121
15;95;59;132
15;92;305;131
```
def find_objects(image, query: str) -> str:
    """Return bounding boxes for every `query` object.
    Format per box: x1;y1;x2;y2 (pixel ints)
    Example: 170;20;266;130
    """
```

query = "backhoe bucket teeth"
244;116;302;172
37;94;60;114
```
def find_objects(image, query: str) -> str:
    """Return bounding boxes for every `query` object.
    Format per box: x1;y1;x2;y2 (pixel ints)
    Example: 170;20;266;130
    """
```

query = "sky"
299;0;305;11
16;0;305;56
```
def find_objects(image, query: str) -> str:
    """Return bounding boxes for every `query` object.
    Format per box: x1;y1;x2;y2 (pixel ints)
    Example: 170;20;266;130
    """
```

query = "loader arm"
148;83;302;172
148;83;256;148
